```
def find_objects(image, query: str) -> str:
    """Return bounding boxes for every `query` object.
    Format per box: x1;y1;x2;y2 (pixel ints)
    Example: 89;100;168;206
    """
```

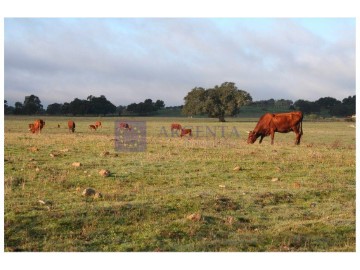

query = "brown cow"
29;119;45;134
171;123;182;131
119;122;132;130
89;124;97;131
68;120;75;133
95;121;102;129
180;128;192;137
247;111;303;145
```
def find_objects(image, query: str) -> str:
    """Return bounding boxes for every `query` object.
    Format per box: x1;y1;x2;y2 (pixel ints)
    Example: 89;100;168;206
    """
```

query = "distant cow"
171;123;182;131
28;123;35;131
95;121;102;129
29;119;45;134
58;124;61;128
180;128;192;137
119;122;131;130
247;111;303;145
68;120;75;133
89;124;97;131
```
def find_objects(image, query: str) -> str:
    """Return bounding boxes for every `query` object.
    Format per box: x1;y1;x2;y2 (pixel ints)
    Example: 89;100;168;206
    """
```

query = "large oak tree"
183;82;252;122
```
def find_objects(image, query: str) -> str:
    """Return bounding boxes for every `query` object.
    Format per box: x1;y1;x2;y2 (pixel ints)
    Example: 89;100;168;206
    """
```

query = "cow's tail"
299;112;303;135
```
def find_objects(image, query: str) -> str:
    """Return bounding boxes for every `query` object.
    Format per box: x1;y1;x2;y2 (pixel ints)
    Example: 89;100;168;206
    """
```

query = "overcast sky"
4;18;355;107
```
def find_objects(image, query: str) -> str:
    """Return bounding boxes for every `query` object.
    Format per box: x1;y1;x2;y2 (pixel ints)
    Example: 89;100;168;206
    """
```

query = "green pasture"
4;116;356;251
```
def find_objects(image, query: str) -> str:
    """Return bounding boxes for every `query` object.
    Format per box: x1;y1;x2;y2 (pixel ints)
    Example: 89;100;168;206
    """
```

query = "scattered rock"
233;166;241;171
38;199;52;205
271;177;279;182
219;185;226;188
186;212;202;222
82;188;96;197
38;199;52;210
72;162;82;167
293;182;301;188
100;151;110;157
225;216;235;225
29;158;35;161
60;149;69;152
99;169;110;177
35;167;40;172
94;192;103;199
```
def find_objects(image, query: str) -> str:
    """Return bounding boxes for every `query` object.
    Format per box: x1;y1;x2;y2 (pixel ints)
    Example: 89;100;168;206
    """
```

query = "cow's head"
247;131;257;144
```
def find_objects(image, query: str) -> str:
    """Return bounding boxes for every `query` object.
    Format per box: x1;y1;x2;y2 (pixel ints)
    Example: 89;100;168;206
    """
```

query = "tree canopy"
183;82;252;122
126;99;165;115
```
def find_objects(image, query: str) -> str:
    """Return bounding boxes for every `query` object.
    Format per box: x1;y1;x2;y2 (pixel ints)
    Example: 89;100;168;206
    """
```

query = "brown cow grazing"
180;128;192;137
89;124;97;131
171;123;182;131
29;119;45;134
95;121;102;129
68;120;76;133
119;122;132;131
28;123;34;132
247;111;303;145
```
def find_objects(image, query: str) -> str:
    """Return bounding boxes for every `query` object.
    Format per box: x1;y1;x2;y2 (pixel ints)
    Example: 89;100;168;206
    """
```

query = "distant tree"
154;100;165;110
330;95;356;116
183;82;252;122
183;87;207;116
126;98;164;115
46;103;63;115
126;103;138;113
22;95;43;115
61;102;70;115
87;95;116;115
294;99;318;114
69;98;89;115
14;101;23;115
315;97;341;110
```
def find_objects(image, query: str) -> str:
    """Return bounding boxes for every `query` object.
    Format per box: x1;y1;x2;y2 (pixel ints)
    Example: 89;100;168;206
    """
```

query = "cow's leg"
259;135;264;144
293;126;301;145
270;131;275;145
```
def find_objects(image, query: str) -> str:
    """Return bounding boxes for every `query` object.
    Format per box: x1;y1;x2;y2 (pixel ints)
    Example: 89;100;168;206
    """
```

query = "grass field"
4;116;356;251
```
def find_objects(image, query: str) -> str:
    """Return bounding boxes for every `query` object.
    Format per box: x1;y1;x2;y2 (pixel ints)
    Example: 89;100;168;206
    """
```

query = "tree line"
4;83;355;119
4;95;166;116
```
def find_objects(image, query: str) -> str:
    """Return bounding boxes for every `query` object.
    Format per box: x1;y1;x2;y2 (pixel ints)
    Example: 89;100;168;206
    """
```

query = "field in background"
4;116;356;251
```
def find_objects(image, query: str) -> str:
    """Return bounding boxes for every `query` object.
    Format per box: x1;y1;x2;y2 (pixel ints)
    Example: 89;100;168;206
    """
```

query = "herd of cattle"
27;111;304;144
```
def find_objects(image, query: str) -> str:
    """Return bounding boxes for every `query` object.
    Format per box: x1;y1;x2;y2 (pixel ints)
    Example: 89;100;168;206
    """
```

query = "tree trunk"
218;115;226;122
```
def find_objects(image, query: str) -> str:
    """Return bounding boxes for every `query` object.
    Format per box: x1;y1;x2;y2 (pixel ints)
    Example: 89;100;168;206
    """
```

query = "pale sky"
4;18;356;107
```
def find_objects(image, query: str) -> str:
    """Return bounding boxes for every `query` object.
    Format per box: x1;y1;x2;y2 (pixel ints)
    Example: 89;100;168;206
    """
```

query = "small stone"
271;177;279;182
72;162;81;167
219;185;226;188
30;147;39;152
100;151;110;157
225;216;235;225
94;192;103;199
233;166;241;171
99;169;110;177
186;213;202;222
